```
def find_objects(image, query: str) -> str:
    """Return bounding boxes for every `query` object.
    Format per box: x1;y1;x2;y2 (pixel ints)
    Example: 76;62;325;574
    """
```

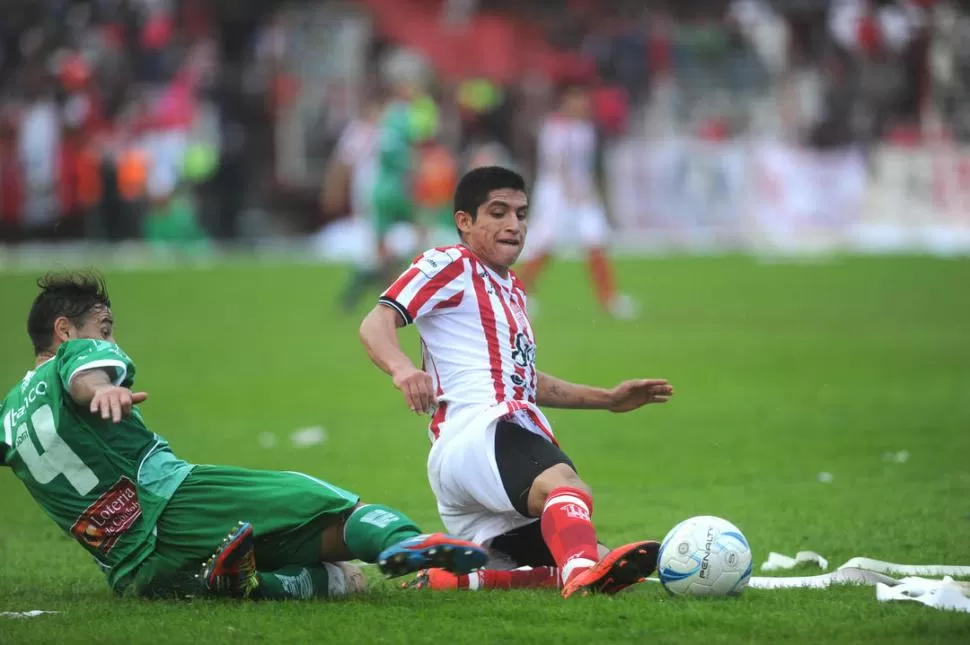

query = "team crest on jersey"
70;477;142;553
511;332;536;370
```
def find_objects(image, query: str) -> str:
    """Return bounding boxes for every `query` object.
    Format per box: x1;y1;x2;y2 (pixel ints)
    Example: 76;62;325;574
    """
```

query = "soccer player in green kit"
337;51;437;312
0;271;487;599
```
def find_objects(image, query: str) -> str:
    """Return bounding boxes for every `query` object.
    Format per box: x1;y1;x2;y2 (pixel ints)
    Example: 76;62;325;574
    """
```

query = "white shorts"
525;177;611;258
427;404;553;545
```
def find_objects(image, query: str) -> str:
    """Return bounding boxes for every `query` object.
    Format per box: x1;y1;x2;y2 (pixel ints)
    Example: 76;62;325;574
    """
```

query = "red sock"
541;487;599;586
586;248;616;308
456;567;559;590
518;253;551;292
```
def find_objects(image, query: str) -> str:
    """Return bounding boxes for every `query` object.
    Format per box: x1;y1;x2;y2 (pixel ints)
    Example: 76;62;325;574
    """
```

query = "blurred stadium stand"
0;0;967;256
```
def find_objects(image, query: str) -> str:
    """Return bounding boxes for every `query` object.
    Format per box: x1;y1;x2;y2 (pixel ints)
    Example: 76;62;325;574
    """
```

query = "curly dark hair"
27;270;111;354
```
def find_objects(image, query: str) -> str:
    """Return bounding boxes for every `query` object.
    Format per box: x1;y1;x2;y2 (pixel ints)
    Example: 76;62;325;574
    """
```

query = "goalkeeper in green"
0;271;487;599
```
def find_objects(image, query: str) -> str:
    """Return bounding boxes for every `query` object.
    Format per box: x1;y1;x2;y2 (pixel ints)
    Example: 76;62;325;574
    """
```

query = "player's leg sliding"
198;502;490;596
539;486;601;590
198;521;368;600
536;481;659;598
342;504;488;577
405;566;559;591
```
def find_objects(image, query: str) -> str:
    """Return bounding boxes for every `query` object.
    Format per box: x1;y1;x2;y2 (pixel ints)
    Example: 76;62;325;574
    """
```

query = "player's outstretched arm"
360;305;436;414
537;372;673;413
69;369;148;423
536;372;612;410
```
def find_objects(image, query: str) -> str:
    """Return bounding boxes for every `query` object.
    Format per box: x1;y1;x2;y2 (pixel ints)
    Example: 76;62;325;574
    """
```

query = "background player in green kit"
337;51;436;312
371;51;434;273
0;271;487;600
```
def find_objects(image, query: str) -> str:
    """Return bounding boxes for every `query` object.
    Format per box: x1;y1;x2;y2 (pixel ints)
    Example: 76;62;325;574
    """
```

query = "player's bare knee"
527;463;591;516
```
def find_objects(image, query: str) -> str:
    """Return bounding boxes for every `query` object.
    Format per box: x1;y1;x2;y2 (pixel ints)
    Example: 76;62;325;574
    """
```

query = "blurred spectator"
931;1;970;139
0;0;950;250
19;67;62;238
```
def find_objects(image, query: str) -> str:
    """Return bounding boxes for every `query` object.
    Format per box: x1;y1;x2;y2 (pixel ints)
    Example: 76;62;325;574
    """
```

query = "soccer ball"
657;515;753;597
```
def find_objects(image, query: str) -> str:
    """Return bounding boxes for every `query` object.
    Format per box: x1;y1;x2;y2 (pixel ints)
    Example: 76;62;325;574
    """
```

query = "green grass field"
1;256;969;645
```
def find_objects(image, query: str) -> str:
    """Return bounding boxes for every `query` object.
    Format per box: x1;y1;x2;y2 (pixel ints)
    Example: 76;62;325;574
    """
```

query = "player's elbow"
358;310;377;350
359;306;390;349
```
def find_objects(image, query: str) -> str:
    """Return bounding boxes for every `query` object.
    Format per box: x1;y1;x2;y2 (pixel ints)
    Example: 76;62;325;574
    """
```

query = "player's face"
67;305;115;344
564;92;589;119
462;188;528;271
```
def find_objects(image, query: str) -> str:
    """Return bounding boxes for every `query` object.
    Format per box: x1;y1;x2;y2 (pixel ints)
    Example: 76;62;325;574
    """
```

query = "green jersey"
375;100;415;189
1;339;193;589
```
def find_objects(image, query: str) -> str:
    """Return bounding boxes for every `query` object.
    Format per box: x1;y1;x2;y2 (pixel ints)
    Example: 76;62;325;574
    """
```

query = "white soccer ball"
657;515;753;597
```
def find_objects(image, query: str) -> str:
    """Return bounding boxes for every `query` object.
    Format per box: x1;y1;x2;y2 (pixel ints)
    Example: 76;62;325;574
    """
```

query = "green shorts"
120;465;359;597
372;182;413;237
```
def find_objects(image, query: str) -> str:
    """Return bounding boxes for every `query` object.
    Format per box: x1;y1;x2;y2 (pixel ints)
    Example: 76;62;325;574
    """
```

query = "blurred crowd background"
0;0;966;256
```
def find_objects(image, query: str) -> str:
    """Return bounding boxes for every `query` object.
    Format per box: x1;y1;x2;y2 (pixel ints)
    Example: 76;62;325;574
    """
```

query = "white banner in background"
606;137;748;247
605;138;970;255
748;144;867;249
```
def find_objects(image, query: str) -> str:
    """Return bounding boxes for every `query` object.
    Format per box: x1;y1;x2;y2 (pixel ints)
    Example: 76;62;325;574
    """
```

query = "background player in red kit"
359;166;674;598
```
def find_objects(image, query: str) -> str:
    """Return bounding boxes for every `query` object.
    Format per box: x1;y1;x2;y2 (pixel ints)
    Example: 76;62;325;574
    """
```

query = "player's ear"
52;316;74;344
455;210;474;238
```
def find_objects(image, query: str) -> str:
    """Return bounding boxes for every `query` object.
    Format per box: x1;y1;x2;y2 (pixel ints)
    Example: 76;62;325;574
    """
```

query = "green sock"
342;504;422;562
254;565;340;600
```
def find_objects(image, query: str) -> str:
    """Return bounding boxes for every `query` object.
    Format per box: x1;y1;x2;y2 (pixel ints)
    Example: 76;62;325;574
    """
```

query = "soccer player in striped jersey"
359;166;674;598
517;85;637;319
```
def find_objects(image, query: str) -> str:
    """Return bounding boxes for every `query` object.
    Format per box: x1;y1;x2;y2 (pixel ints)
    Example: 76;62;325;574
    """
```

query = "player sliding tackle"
360;166;674;598
0;272;487;599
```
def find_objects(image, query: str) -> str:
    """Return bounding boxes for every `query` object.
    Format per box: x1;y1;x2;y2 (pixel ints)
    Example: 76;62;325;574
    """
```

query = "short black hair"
27;270;111;355
453;166;526;239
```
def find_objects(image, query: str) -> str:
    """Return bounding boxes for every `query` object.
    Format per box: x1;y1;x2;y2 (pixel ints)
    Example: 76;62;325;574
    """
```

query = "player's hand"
607;379;673;413
90;386;148;423
392;366;436;415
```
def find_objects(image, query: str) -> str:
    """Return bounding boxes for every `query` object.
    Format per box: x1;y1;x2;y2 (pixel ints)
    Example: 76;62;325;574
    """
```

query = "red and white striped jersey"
380;245;554;445
536;114;597;195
